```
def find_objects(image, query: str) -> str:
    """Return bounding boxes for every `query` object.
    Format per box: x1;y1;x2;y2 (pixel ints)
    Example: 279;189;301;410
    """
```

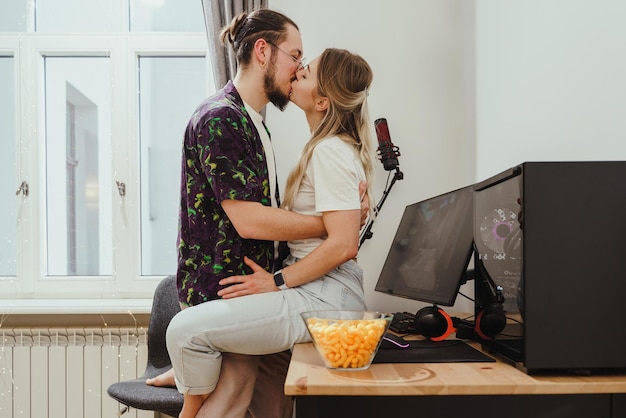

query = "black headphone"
472;248;507;340
413;305;456;341
413;244;508;342
473;302;506;340
413;303;506;341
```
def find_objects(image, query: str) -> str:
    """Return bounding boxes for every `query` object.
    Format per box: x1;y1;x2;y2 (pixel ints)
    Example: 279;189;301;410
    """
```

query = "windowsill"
0;298;153;315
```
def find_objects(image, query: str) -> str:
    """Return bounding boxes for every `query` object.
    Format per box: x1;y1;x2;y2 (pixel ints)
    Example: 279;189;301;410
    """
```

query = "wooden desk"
285;342;626;418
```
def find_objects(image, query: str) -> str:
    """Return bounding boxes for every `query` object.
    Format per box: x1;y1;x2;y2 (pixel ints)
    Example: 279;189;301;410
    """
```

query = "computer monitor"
375;185;474;307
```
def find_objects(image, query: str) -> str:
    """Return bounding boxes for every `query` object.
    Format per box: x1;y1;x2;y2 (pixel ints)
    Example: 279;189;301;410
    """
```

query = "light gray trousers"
166;258;366;395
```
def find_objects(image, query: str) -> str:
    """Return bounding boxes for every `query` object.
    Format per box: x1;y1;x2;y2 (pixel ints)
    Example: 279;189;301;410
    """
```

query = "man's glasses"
267;41;308;71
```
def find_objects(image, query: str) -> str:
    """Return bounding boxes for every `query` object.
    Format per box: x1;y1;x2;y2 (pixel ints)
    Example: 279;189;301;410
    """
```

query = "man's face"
264;25;303;111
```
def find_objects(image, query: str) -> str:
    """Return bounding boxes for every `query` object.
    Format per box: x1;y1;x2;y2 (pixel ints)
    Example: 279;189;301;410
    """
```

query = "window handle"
116;180;126;197
15;181;29;197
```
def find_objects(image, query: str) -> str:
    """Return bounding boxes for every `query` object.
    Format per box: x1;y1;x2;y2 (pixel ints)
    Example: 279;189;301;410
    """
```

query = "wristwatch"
273;270;288;290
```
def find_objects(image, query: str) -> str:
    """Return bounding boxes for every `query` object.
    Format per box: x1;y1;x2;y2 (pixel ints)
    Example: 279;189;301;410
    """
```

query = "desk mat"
373;339;495;363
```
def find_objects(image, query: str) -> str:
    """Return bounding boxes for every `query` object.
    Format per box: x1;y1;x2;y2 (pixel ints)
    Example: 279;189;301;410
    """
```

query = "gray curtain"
201;0;268;90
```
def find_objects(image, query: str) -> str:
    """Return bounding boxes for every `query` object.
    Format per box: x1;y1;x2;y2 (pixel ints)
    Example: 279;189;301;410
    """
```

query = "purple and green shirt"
177;81;274;307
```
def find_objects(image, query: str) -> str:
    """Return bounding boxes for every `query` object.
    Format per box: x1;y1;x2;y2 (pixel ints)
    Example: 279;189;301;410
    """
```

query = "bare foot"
179;393;209;418
146;368;176;387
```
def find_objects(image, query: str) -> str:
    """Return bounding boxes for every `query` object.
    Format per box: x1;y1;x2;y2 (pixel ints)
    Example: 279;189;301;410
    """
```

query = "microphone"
374;118;401;171
359;118;404;247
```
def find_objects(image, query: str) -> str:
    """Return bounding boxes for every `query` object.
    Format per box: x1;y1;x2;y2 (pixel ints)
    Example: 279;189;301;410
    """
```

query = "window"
0;56;16;277
1;0;213;303
45;57;113;277
138;57;208;276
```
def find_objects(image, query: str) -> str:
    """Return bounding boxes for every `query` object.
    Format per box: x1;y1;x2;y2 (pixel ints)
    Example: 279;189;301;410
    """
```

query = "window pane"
45;57;112;276
0;57;16;276
130;0;204;32
139;56;207;275
0;0;28;32
35;0;127;33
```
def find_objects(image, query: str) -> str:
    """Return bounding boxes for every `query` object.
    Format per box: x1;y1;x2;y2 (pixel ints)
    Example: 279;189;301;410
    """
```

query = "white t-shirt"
288;136;365;259
243;102;278;209
243;102;279;259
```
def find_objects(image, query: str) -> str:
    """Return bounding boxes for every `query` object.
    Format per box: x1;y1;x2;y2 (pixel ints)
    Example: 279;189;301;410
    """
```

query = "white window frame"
0;32;212;313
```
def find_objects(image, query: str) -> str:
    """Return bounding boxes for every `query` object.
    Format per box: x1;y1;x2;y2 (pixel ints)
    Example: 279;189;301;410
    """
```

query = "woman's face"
290;57;322;113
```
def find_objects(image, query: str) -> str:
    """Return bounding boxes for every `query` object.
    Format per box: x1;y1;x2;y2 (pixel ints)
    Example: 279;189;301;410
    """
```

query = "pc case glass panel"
474;173;523;315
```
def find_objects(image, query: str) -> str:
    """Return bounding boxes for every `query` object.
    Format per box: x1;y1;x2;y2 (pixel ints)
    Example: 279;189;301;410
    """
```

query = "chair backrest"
147;275;181;369
107;275;184;417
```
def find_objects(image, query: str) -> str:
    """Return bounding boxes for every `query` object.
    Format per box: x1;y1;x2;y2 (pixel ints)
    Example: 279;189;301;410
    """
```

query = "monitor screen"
375;185;474;306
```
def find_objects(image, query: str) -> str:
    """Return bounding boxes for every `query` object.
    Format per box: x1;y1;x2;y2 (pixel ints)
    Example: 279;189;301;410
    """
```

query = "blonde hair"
282;48;375;215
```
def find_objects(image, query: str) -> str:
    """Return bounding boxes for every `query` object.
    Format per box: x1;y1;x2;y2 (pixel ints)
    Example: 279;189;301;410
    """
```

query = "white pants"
166;259;365;395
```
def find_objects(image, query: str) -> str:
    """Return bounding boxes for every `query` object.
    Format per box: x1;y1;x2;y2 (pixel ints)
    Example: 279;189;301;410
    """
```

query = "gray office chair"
107;275;184;417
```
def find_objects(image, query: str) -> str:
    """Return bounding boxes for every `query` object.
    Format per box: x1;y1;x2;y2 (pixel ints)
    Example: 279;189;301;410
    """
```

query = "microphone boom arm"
359;166;404;248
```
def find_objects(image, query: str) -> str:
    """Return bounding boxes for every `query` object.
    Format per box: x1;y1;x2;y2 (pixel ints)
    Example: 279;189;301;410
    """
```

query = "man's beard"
264;62;291;111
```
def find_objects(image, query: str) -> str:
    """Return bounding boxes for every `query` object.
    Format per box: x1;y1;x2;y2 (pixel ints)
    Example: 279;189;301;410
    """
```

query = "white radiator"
0;327;156;418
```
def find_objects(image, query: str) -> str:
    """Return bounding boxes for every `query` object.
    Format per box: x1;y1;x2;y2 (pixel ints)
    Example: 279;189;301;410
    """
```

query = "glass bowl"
301;310;393;370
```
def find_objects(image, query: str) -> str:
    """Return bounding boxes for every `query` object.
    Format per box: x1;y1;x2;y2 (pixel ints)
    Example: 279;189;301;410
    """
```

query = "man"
150;9;368;418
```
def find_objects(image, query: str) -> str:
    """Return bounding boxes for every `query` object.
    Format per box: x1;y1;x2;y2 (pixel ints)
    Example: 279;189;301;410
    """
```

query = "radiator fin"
0;327;153;418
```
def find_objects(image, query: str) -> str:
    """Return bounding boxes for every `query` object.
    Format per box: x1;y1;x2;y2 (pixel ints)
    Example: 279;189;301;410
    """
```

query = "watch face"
274;272;285;286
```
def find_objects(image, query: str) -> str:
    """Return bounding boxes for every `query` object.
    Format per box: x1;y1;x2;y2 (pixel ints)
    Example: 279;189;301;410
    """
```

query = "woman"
166;48;375;418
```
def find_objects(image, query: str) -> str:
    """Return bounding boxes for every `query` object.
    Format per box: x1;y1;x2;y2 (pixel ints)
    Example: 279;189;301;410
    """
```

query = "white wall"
475;0;626;180
267;0;626;316
268;0;477;314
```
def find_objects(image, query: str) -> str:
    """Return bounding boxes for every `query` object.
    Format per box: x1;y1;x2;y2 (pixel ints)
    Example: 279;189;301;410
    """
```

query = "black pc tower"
473;161;626;374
